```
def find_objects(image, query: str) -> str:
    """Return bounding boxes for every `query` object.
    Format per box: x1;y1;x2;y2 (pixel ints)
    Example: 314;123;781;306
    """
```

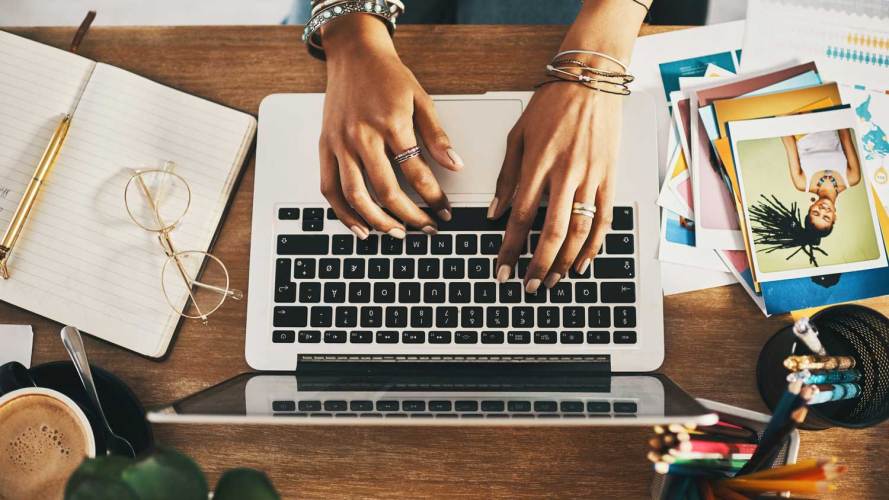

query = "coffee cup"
0;387;96;500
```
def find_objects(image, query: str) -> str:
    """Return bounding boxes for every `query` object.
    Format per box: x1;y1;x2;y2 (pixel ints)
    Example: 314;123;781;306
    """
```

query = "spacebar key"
277;235;329;255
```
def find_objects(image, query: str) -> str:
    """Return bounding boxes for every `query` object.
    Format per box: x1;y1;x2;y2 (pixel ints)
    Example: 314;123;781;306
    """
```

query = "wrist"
322;13;397;65
559;0;647;67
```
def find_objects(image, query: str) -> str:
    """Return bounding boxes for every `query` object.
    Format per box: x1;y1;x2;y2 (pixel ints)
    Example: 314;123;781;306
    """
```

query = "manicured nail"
487;197;499;219
577;258;591;275
388;227;406;239
544;273;561;289
447;148;464;168
437;209;452;222
496;265;511;283
525;278;542;294
350;225;369;240
422;225;437;235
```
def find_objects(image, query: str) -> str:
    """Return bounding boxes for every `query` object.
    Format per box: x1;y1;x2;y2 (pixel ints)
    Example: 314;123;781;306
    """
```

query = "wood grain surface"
4;24;888;499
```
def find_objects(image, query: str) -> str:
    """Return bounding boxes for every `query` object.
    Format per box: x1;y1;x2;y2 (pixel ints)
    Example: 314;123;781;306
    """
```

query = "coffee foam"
0;394;90;500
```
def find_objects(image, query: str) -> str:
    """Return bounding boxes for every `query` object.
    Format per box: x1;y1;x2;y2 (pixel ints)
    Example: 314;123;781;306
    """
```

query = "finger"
357;137;438;233
414;94;464;171
495;158;547;283
320;144;370;239
523;177;578;293
575;176;616;273
387;125;453;222
337;150;405;237
489;125;524;220
548;182;597;281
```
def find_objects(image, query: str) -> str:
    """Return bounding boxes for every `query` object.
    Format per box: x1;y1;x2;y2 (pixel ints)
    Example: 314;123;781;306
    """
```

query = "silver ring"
392;145;421;164
572;202;596;218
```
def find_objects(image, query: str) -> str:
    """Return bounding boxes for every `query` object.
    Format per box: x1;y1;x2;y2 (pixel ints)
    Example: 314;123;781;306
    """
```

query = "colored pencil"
655;463;734;477
668;451;752;461
783;354;856;371
737;405;807;475
720;478;836;494
737;458;834;480
672;458;748;469
679;440;758;455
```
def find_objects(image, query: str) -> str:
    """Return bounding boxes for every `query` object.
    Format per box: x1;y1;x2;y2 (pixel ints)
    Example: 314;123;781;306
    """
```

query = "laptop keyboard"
271;205;638;347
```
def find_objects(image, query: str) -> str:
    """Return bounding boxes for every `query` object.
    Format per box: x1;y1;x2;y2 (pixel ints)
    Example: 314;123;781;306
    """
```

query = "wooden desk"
5;25;887;499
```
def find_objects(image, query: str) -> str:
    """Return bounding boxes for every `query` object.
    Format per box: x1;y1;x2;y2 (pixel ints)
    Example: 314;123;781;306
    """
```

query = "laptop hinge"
296;354;611;374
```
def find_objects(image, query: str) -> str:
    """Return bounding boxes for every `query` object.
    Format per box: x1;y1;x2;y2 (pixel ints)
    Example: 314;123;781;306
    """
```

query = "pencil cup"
756;304;889;430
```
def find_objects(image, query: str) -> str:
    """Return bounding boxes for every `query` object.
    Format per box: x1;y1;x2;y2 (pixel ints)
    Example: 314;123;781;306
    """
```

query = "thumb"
414;94;464;171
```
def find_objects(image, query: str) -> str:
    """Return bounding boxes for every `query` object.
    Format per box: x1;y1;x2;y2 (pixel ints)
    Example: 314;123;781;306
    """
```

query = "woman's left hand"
490;80;623;293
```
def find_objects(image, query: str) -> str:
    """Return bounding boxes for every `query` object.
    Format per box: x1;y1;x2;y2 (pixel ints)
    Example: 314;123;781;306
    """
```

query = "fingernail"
544;273;561;289
437;209;452;222
447;148;464;169
422;225;437;235
350;225;369;240
388;227;406;239
487;197;499;219
496;265;511;283
577;258;591;275
525;278;542;294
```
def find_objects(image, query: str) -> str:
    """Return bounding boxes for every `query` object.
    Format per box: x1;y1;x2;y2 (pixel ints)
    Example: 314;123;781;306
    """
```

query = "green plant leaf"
120;447;208;500
65;455;137;500
213;468;280;500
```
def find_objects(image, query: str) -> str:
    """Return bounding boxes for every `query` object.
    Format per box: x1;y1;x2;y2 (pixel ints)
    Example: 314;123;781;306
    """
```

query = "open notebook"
0;31;256;357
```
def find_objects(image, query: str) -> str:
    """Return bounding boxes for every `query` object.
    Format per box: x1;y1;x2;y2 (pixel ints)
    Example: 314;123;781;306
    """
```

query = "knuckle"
570;216;593;236
343;188;364;206
540;229;564;246
410;171;439;193
377;186;403;206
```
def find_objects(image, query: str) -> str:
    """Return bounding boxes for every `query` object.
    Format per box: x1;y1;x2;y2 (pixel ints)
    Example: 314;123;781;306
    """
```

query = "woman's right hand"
319;14;463;240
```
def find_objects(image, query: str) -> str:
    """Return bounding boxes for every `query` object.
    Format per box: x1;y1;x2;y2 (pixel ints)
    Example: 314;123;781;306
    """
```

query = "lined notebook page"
0;56;255;356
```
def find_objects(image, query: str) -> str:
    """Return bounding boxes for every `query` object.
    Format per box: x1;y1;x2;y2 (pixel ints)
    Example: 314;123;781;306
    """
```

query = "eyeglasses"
124;162;242;323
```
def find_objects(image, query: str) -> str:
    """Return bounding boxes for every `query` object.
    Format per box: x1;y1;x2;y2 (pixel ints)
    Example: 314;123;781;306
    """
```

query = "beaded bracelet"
303;0;402;60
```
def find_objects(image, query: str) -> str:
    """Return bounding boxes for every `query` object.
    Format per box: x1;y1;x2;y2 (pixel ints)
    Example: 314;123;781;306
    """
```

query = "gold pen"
0;114;71;279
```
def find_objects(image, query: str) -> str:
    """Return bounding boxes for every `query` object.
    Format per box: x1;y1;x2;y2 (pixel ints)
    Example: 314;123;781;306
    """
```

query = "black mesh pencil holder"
756;304;889;430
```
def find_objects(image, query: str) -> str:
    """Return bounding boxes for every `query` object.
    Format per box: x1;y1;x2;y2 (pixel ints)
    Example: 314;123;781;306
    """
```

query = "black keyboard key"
467;258;490;279
304;208;324;220
376;400;399;411
324;330;346;343
373;282;396;303
612;206;634;230
406;234;428;255
278;207;300;220
481;331;504;344
385;307;408;327
587;401;611;413
512;307;534;328
273;400;296;411
549;282;572;303
560;401;584;413
474;282;496;303
356;235;378;255
275;258;296;302
399;282;421;303
376;331;399;344
588;307;611;327
324;282;346;303
614;331;637;344
299;400;322;411
524;288;546;303
606;234;634;254
429;331;451;344
393;259;415;279
480;234;502;255
615;307;636;328
576;282;597;303
486;307;508;328
529;233;541;253
508;331;531;344
492;259;515;279
350;400;374;411
325;401;348;412
560;331;583;344
436;307;458;328
449;282;471;303
403;401;426;412
293;258;316;279
455;400;478;412
348;282;371;303
335;307;357;328
499;282;522;303
569;263;591;279
587;331;610;344
534;401;557;412
563;307;584;328
508;401;531;412
302;219;323;231
326;208;337;220
456;234;477;255
368;258;390;279
360;306;383;327
534;331;557;344
601;282;636;303
273;306;307;327
455;331;478;344
410;306;433;328
381;234;403;255
417;259;440;279
402;330;425;344
424;282;446;303
517;257;531;278
343;259;365;279
310;306;332;327
298;330;321;343
481;401;505;412
275;282;296;303
299;282;321;303
614;402;637;413
318;259;340;279
594;258;635;279
431;234;452;255
277;235;328;255
538;307;559;328
461;307;483;328
350;330;372;343
442;258;465;279
332;234;353;255
429;401;452;412
272;330;295;343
